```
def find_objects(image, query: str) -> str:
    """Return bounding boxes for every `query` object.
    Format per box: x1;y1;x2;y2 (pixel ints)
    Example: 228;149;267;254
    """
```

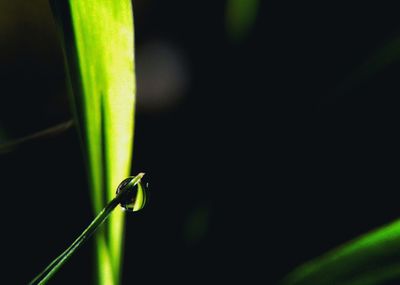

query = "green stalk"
49;1;136;284
29;173;144;285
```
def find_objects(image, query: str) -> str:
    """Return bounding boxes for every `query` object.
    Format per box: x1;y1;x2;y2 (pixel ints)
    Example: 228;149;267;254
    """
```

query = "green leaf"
282;219;400;285
50;1;136;284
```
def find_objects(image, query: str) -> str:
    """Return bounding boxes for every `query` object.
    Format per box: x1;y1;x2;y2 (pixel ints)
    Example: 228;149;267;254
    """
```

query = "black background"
0;1;400;284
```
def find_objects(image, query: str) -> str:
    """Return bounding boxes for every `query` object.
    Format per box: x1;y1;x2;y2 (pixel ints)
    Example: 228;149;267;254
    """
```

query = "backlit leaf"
50;1;136;284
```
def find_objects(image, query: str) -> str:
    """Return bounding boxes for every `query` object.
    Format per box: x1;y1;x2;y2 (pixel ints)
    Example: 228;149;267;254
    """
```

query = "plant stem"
0;120;74;153
28;173;144;285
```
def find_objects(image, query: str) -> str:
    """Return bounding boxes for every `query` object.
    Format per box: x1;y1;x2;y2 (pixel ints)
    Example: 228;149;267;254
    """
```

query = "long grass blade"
50;1;136;284
282;219;400;285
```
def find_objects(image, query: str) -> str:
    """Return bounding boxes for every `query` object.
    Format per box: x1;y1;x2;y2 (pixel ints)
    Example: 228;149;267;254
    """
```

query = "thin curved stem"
0;120;73;153
28;173;144;285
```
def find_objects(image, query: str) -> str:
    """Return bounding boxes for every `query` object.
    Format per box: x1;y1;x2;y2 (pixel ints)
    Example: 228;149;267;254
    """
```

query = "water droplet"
116;177;147;212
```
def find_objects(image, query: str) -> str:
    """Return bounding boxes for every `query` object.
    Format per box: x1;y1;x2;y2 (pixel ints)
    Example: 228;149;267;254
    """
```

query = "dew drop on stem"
116;177;147;212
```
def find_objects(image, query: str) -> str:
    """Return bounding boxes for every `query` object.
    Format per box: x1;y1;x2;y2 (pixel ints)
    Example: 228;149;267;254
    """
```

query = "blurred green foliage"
226;0;259;41
184;204;211;245
283;220;400;285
